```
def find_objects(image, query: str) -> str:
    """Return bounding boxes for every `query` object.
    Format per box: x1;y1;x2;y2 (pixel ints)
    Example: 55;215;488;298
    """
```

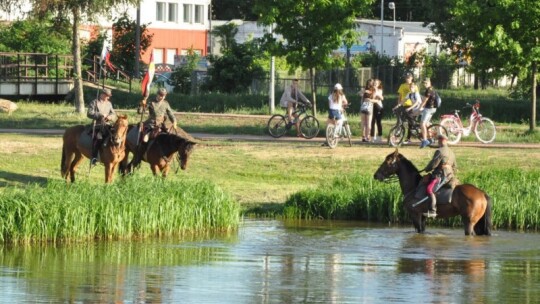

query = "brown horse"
373;150;492;236
61;115;129;183
120;125;196;177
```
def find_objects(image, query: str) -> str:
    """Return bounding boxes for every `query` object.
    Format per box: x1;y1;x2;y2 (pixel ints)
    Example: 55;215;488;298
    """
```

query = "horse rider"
87;88;117;166
132;87;178;168
421;134;457;218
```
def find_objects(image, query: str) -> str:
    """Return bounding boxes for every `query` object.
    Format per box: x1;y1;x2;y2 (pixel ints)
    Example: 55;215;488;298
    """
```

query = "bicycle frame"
441;102;482;138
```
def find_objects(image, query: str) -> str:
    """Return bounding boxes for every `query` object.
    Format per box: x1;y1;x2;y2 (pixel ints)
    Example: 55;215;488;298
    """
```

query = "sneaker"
423;210;437;218
419;140;429;149
403;139;411;145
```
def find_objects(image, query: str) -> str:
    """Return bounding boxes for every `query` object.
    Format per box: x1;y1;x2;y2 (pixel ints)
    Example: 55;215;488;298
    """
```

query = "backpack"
435;92;442;108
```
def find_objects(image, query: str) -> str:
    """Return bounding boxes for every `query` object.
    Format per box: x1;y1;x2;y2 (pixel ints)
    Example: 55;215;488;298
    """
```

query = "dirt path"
1;128;540;149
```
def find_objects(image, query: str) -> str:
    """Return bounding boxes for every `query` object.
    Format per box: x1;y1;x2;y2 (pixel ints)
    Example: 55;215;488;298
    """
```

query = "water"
1;219;539;303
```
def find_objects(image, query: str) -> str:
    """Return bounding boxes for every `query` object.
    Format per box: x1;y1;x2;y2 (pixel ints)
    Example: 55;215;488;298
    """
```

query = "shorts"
421;108;437;123
328;109;342;120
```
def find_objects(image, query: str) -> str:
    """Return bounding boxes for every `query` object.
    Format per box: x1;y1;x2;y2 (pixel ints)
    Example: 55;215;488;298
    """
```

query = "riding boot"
91;140;99;166
132;142;147;169
426;193;437;218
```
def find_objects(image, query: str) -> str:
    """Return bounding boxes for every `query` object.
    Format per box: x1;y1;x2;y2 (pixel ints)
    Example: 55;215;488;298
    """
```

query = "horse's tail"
474;192;492;236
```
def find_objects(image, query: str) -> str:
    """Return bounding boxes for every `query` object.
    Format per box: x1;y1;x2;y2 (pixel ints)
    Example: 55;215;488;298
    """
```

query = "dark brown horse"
61;115;129;183
120;125;196;177
373;150;492;235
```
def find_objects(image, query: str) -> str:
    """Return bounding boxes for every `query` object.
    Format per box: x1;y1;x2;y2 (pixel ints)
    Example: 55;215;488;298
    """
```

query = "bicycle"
267;103;320;139
387;105;448;147
325;107;352;148
439;100;496;144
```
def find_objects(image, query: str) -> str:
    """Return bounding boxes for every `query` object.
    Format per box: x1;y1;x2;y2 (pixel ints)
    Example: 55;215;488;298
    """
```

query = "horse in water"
61;115;129;183
373;150;492;236
120;125;196;177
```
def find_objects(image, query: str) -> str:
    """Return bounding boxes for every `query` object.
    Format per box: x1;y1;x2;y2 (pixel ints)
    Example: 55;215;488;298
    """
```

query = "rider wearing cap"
421;134;457;218
328;83;348;131
133;87;178;168
87;88;117;165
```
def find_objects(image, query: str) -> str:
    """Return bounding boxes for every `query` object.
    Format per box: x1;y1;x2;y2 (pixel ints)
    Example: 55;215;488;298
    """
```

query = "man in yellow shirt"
397;73;413;107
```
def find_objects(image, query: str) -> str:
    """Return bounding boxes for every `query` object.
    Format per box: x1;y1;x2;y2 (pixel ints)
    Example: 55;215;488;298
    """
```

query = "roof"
357;19;434;35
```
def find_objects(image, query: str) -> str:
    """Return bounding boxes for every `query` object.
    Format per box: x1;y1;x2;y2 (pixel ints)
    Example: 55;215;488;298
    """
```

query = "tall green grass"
0;177;240;243
283;169;540;231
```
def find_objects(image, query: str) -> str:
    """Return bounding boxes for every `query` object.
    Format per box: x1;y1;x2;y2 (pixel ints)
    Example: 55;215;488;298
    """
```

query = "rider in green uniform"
87;88;117;166
422;134;457;218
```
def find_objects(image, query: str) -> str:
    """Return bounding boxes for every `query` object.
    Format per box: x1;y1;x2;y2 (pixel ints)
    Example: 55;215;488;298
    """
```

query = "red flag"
141;52;155;98
99;44;116;72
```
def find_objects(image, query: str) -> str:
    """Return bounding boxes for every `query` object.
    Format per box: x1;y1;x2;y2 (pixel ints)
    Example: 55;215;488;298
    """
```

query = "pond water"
1;219;539;303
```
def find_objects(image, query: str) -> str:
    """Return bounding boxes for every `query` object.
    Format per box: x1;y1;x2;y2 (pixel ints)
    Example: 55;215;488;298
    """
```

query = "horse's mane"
398;153;423;184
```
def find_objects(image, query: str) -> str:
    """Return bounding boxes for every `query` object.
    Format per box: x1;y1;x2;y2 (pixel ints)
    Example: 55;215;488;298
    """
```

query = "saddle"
411;178;454;208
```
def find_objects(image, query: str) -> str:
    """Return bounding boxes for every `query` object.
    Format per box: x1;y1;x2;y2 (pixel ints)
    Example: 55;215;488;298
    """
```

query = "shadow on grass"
0;171;49;187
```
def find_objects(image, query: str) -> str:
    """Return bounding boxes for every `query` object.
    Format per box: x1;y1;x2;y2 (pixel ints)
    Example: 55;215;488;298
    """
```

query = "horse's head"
174;136;197;170
110;115;129;146
374;149;402;181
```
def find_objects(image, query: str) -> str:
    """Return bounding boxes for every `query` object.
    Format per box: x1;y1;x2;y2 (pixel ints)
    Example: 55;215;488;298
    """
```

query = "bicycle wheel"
440;117;462;145
426;124;449;147
345;123;352;147
300;115;320;139
388;125;405;147
474;117;496;143
326;124;338;149
267;114;288;138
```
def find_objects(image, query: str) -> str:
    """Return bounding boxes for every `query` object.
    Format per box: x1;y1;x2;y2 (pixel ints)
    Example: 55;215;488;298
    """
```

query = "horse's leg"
161;165;170;178
462;216;475;236
150;164;160;176
69;153;84;183
104;162;114;183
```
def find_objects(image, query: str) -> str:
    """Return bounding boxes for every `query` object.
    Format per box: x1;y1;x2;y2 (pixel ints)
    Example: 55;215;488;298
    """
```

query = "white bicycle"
325;108;352;148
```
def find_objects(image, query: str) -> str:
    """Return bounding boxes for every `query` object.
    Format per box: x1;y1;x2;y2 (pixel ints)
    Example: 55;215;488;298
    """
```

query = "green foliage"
0;14;71;53
111;13;153;74
211;0;258;21
203;25;266;93
284;169;540;231
170;48;199;94
0;177;240;243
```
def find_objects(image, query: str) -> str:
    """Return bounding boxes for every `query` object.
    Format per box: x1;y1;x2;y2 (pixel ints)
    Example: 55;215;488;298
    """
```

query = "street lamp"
380;0;384;55
389;2;395;36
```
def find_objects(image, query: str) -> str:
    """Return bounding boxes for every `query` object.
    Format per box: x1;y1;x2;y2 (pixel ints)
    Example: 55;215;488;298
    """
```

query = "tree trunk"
309;67;316;117
531;61;537;131
72;7;85;114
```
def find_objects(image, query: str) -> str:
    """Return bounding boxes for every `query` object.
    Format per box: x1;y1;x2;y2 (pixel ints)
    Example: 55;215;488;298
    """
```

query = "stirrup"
423;210;437;218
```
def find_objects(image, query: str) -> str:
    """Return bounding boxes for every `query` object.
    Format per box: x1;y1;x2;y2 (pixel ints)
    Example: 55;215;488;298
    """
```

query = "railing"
85;55;132;93
0;52;74;96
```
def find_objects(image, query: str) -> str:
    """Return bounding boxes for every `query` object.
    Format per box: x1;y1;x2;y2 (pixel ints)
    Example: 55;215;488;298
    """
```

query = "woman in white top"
327;83;348;130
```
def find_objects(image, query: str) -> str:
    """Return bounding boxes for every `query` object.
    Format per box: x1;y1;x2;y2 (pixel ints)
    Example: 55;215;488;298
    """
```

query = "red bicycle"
439;100;496;145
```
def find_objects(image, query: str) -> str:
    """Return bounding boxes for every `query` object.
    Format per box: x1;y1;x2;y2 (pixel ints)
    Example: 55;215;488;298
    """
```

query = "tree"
211;0;257;21
255;0;374;115
428;0;540;131
30;0;139;114
170;48;199;94
202;23;265;93
111;13;153;75
0;14;71;53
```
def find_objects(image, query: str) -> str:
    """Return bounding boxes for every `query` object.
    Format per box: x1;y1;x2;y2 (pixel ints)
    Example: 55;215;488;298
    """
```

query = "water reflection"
1;220;540;303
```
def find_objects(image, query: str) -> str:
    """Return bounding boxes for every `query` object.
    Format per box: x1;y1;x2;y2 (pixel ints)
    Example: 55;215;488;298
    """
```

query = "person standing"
419;78;438;148
279;79;311;137
370;79;384;142
360;79;376;142
87;88;117;166
421;134;457;218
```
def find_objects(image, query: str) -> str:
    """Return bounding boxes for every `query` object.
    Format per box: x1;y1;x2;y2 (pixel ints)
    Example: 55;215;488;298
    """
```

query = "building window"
194;5;204;24
168;3;178;22
183;4;192;23
156;2;166;22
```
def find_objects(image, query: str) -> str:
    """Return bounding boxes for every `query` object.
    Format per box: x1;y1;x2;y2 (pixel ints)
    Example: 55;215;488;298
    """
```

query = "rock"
0;99;17;114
